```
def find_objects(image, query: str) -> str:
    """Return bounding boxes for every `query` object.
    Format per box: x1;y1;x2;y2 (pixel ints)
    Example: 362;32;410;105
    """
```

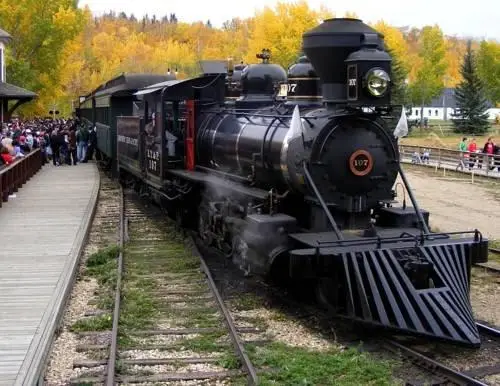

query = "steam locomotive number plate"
349;149;373;176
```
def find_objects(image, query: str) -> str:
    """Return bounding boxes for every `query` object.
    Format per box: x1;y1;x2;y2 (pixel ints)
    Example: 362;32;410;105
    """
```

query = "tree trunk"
420;104;424;131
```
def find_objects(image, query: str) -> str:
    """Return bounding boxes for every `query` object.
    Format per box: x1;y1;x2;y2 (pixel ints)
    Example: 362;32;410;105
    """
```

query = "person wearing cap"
25;129;34;149
18;136;31;153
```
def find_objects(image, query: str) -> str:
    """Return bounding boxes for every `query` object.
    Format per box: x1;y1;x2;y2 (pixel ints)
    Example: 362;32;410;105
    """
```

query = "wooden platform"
0;162;99;386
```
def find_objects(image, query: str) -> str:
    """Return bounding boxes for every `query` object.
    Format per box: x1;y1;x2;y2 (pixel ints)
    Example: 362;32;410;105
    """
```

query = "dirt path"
398;167;500;240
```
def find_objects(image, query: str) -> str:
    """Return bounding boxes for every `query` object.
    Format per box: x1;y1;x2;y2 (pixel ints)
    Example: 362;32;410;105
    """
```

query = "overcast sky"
78;0;499;40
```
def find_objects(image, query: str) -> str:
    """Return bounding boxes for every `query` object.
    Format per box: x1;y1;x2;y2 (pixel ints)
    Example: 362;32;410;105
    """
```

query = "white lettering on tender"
146;149;161;172
146;149;160;161
117;135;138;146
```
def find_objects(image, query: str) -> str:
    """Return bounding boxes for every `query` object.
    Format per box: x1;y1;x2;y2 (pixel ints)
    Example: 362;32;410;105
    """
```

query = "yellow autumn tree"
408;25;448;118
0;0;85;116
372;21;411;104
372;21;410;72
244;1;333;68
8;4;495;118
444;37;468;87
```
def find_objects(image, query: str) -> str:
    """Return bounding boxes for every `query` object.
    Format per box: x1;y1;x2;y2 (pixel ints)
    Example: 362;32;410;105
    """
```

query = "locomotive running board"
290;242;481;346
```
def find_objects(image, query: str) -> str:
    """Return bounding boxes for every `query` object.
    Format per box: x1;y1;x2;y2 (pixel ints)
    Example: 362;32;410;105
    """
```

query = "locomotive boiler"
86;18;489;347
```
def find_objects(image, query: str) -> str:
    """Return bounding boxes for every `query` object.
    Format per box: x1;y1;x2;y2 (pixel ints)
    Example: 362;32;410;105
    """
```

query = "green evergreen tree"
452;41;490;134
387;46;409;106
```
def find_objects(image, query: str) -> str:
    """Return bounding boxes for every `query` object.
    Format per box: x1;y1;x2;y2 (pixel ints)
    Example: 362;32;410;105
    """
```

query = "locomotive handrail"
219;109;352;120
302;161;343;240
313;229;483;249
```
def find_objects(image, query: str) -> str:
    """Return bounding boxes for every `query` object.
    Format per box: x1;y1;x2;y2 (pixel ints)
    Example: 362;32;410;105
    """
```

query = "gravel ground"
234;308;334;351
400;168;500;239
133;333;201;345
121;349;224;360
396;168;500;384
126;362;227;375
470;269;500;326
70;364;106;379
44;278;99;384
134;380;231;386
485;374;500;385
401;168;500;327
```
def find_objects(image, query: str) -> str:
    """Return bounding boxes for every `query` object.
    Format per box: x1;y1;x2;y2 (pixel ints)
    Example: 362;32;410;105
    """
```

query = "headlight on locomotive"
365;68;390;97
343;33;392;106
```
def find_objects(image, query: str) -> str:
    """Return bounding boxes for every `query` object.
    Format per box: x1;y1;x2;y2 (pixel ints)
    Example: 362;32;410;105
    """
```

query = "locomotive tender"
79;18;489;346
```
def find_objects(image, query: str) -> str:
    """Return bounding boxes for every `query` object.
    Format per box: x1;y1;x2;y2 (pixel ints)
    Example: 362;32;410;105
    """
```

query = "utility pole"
443;75;450;121
404;78;409;115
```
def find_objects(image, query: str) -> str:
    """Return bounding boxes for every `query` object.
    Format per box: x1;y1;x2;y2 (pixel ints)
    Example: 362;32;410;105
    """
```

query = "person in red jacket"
0;146;14;165
468;137;477;170
483;137;495;170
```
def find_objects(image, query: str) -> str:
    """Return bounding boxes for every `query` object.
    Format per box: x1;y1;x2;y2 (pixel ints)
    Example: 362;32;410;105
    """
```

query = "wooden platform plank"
0;163;100;385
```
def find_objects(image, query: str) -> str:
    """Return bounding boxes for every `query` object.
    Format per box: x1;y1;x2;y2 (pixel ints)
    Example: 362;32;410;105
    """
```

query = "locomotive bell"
302;18;385;104
344;33;392;106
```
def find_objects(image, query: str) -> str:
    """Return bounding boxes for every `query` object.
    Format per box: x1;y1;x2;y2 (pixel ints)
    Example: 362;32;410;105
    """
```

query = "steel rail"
385;340;488;386
193;237;259;385
475;263;500;274
106;186;125;386
476;322;500;339
474;249;500;274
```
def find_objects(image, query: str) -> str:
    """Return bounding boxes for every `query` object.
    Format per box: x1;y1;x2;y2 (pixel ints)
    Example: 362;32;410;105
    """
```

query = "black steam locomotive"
78;18;489;346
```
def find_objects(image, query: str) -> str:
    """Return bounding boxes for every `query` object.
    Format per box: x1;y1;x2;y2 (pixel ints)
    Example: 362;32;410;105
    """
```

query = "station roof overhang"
0;81;37;101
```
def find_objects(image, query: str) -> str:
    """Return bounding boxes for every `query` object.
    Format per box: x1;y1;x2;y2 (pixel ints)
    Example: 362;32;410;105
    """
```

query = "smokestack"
302;18;383;104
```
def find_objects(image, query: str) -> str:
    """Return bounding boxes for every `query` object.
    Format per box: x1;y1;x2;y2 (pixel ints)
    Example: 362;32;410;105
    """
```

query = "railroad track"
385;322;500;386
477;321;500;339
473;248;500;274
52;171;499;385
69;187;259;385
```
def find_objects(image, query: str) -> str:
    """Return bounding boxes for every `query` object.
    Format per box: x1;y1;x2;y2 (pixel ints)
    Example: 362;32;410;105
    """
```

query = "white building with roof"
407;88;500;121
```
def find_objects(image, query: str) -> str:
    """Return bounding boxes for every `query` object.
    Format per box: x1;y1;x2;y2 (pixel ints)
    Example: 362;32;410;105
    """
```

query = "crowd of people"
0;117;97;168
457;136;500;171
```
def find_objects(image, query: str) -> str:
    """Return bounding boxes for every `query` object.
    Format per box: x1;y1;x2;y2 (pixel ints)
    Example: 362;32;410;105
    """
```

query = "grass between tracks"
70;245;120;332
246;342;396;386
